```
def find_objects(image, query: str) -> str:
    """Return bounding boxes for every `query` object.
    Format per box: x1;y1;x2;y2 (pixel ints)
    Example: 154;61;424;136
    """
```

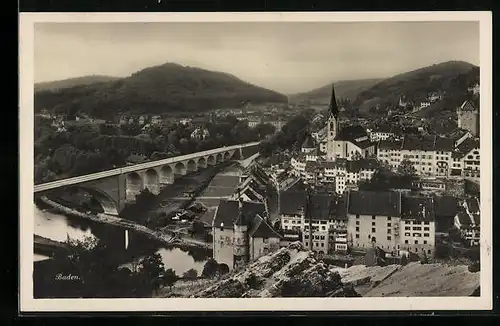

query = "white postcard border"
19;11;493;312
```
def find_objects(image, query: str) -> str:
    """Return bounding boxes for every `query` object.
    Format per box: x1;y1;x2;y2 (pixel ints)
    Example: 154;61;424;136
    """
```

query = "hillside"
35;75;120;92
153;242;479;298
289;78;382;104
353;60;479;112
34;63;288;120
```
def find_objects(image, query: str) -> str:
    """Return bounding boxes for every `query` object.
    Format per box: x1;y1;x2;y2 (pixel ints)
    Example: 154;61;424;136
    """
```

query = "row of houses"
279;187;481;257
378;132;480;179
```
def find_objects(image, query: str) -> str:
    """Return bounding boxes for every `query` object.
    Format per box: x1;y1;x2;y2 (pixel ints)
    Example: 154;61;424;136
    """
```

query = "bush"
183;268;198;280
201;258;219;278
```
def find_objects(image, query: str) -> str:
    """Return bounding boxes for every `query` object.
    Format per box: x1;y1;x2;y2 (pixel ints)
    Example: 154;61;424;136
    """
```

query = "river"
34;206;210;276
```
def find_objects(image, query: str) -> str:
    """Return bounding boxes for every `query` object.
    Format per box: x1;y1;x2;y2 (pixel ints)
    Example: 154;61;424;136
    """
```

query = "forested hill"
352;61;479;112
34;63;288;120
35;75;120;92
288;78;382;104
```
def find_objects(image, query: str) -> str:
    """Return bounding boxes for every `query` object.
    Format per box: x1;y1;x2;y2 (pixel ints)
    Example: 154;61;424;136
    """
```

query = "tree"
183;268;198;280
201;258;219;278
162;268;179;290
397;159;417;176
139;253;165;285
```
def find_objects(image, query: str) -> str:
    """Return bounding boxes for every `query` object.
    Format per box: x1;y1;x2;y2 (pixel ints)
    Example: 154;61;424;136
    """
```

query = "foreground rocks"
191;242;480;298
193;242;343;298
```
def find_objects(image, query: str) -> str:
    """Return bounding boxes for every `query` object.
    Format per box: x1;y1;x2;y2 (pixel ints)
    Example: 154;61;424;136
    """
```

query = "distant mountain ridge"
289;78;383;104
35;75;120;92
34;63;288;120
352;60;478;111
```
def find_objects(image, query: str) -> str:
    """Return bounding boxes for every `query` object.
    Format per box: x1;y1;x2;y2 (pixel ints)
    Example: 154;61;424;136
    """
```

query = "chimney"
220;222;224;231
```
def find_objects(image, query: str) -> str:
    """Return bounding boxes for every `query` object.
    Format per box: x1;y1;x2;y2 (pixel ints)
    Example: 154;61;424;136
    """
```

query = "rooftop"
400;196;436;222
347;190;401;217
213;200;267;229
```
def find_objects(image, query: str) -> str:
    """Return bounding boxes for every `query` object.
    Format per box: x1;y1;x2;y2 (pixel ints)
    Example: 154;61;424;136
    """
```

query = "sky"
34;21;480;94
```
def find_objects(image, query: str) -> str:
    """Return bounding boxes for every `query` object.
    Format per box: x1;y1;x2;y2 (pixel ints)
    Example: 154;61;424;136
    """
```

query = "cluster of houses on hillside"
208;148;480;272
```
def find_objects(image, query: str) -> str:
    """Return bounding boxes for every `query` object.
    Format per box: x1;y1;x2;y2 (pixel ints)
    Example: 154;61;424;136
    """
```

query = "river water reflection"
34;206;209;276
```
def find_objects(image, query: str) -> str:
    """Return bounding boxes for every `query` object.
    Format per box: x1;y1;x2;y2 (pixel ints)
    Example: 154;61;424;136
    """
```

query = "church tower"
326;84;340;161
233;198;249;270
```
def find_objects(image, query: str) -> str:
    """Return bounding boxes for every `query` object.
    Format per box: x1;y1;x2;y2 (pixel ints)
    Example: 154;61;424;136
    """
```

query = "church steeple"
329;83;339;118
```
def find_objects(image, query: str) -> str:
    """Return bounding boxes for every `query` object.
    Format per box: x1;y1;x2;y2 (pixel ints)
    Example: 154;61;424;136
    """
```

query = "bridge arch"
223;151;232;160
126;172;144;201
144;169;160;194
160;165;173;184
174;162;187;175
207;155;215;166
216;153;223;163
186;159;197;173
64;185;118;216
197;157;207;169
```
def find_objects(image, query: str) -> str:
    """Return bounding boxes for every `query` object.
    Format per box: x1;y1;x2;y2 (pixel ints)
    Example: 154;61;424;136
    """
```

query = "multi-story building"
457;100;479;137
313;159;378;194
450;137;480;179
368;124;402;142
454;197;480;247
377;135;455;177
212;199;282;271
346;190;436;257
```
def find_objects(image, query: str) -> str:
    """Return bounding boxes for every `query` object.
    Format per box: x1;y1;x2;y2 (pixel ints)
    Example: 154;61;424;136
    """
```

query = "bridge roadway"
34;141;260;193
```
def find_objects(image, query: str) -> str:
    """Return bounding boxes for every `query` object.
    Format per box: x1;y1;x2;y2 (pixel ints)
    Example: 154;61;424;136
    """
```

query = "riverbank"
38;196;212;250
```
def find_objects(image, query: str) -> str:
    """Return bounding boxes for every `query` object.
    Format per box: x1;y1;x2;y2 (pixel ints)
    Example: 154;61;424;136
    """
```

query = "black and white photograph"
19;12;492;311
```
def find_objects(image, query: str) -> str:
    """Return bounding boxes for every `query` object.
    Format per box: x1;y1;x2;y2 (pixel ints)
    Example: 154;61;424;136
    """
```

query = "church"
325;84;376;161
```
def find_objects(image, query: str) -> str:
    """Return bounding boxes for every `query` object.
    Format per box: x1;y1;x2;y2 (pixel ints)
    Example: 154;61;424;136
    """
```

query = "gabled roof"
279;191;305;215
465;197;480;214
459;100;476;111
213;200;267;229
401;196;435;222
335;125;367;142
347;190;401;217
302;134;315;149
249;214;282;239
401;135;454;152
456;207;472;225
453;138;480;158
346;159;379;173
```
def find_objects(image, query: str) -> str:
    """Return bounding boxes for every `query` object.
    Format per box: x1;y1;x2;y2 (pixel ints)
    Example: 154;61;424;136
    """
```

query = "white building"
377;135;455;177
346;190;436;257
325;84;376;161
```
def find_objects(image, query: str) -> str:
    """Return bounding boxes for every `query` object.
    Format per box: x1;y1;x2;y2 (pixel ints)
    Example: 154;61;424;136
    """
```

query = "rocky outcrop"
192;242;481;298
193;242;344;298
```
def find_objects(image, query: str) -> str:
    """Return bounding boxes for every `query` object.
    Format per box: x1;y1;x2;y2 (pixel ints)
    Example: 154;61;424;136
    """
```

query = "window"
424;233;429;237
372;228;376;233
305;235;309;239
387;236;392;241
356;227;359;232
372;215;376;220
414;240;418;244
356;214;360;219
405;226;410;230
372;222;376;226
322;226;326;230
321;243;324;247
284;220;289;223
424;221;429;225
355;234;359;239
424;240;428;244
356;221;360;225
428;250;431;254
405;240;409;244
320;236;325;240
424;227;430;231
387;223;392;227
305;242;308;246
387;229;391;234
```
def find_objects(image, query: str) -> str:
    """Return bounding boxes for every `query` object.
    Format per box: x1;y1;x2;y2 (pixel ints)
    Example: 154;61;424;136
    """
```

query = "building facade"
457;100;479;137
346;190;436;257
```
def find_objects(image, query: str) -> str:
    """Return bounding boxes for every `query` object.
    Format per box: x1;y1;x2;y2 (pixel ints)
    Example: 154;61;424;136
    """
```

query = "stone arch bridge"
34;142;260;216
